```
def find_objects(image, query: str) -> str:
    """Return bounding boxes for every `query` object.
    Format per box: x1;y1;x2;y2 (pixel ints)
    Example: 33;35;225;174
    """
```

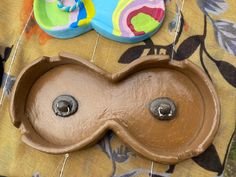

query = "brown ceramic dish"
10;53;220;164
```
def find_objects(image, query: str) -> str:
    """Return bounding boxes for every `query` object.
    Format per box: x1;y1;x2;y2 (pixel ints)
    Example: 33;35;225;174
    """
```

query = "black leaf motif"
149;174;164;177
144;38;154;48
0;62;3;87
0;46;13;87
2;46;13;62
144;39;155;55
214;60;236;88
177;13;185;45
1;73;16;95
166;165;176;173
112;145;131;163
118;46;146;64
197;0;228;15
98;132;114;159
192;144;223;174
174;35;203;60
214;20;236;56
119;171;137;177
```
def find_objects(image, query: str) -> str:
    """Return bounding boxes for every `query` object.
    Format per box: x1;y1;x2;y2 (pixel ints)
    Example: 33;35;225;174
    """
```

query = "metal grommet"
52;95;78;117
149;97;176;120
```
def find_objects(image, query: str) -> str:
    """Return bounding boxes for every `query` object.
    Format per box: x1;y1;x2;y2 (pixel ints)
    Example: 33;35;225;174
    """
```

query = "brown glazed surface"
10;53;220;164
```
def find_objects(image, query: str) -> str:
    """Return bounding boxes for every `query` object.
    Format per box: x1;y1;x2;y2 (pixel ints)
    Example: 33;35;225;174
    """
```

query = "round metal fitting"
149;97;176;120
52;95;78;117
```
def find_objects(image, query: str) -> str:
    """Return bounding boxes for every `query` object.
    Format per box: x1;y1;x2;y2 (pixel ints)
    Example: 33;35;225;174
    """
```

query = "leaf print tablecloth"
0;0;236;177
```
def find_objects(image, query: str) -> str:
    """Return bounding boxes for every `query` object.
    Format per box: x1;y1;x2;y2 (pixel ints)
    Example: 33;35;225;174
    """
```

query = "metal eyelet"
52;95;78;118
149;97;176;121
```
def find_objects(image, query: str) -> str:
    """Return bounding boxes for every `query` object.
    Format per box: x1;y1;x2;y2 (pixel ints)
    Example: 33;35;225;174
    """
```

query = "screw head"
149;97;176;120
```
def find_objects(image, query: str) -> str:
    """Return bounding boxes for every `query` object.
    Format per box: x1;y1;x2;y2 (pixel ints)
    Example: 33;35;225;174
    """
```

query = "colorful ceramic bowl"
33;0;165;43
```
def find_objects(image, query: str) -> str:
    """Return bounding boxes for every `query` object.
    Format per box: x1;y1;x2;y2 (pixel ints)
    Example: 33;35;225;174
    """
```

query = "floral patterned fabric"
0;0;235;177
